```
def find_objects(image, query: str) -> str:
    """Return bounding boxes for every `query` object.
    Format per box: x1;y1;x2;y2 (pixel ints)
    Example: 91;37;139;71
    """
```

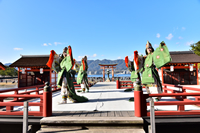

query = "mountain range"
4;59;128;74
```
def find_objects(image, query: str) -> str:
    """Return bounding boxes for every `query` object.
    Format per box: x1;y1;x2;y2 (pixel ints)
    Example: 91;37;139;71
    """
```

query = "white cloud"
186;41;194;46
156;33;160;38
182;27;186;30
165;33;173;40
117;56;121;59
54;42;62;46
178;36;183;40
14;48;23;50
48;43;52;45
78;56;84;61
43;43;48;46
128;54;134;60
92;54;97;57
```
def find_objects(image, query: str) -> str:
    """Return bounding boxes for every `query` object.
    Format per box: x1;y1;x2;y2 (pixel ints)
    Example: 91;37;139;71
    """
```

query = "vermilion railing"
0;84;60;117
116;80;134;89
134;83;200;117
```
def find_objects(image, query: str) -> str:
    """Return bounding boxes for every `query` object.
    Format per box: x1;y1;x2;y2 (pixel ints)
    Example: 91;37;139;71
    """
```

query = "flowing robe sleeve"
153;42;172;69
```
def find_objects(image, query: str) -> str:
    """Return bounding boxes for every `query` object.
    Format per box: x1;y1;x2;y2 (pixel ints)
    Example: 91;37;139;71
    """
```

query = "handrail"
134;83;200;117
0;83;59;117
116;80;133;89
0;84;45;93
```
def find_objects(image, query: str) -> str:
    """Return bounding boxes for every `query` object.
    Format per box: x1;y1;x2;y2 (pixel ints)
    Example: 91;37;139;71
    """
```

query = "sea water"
76;74;131;78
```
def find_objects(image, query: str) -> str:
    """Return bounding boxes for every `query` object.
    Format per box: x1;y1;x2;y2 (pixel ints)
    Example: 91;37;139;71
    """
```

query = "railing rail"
134;83;200;117
116;80;134;89
0;83;60;117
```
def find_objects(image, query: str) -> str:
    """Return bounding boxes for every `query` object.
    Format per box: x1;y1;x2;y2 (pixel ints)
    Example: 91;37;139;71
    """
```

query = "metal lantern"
22;68;25;74
170;66;174;72
40;68;43;74
190;64;193;71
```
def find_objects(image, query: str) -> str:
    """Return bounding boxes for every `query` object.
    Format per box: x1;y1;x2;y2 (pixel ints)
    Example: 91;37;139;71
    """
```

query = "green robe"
141;42;172;86
57;49;88;102
77;60;89;86
77;63;85;84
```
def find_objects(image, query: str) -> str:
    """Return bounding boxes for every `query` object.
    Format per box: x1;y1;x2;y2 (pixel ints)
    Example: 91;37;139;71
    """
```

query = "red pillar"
112;67;114;81
103;66;105;82
196;63;199;85
18;68;20;88
25;68;27;87
134;82;146;117
43;88;52;117
49;69;52;85
134;91;143;117
116;79;120;89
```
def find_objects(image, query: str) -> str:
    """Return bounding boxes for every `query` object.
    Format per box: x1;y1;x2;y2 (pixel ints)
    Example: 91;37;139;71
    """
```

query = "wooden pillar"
43;83;52;117
196;63;199;85
103;66;105;82
25;68;27;87
49;69;52;85
112;67;114;81
18;68;20;88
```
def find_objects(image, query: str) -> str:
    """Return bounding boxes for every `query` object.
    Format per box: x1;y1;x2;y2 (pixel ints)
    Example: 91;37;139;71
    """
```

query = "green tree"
190;41;200;56
0;66;18;76
190;41;200;69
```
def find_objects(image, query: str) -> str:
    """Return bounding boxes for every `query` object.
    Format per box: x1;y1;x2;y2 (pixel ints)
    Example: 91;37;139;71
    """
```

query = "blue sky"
0;0;200;64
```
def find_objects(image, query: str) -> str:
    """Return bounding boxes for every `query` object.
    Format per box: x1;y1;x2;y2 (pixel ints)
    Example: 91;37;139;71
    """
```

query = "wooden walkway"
52;111;135;117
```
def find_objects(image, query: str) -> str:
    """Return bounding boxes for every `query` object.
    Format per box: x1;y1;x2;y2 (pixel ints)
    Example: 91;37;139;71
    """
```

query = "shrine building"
0;62;6;70
161;51;200;85
9;55;57;88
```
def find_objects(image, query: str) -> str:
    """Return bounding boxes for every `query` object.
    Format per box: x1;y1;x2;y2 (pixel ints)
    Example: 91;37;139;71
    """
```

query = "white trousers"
61;77;68;97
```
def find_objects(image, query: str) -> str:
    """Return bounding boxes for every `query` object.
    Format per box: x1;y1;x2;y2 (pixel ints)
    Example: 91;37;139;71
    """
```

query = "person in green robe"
141;41;172;101
77;56;89;92
57;46;88;104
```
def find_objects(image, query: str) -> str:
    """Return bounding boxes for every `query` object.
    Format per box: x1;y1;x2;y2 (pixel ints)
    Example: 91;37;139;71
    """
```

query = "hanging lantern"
190;64;193;71
40;68;43;74
170;66;174;72
22;68;25;74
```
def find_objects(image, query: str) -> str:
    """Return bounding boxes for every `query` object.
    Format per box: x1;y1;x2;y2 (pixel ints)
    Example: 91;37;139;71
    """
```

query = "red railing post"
177;105;185;111
14;90;18;101
43;82;52;117
36;87;39;95
164;85;167;93
116;78;120;89
134;81;146;117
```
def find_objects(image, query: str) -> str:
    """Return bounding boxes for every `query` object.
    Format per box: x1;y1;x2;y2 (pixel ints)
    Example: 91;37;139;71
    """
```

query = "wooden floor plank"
127;111;135;117
93;111;101;117
107;111;115;117
115;111;122;117
101;111;108;117
121;111;130;117
86;111;95;117
67;111;76;117
72;111;82;117
79;111;87;117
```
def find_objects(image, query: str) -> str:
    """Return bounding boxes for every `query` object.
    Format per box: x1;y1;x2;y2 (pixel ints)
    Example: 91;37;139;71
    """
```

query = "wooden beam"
18;68;20;88
196;63;199;85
